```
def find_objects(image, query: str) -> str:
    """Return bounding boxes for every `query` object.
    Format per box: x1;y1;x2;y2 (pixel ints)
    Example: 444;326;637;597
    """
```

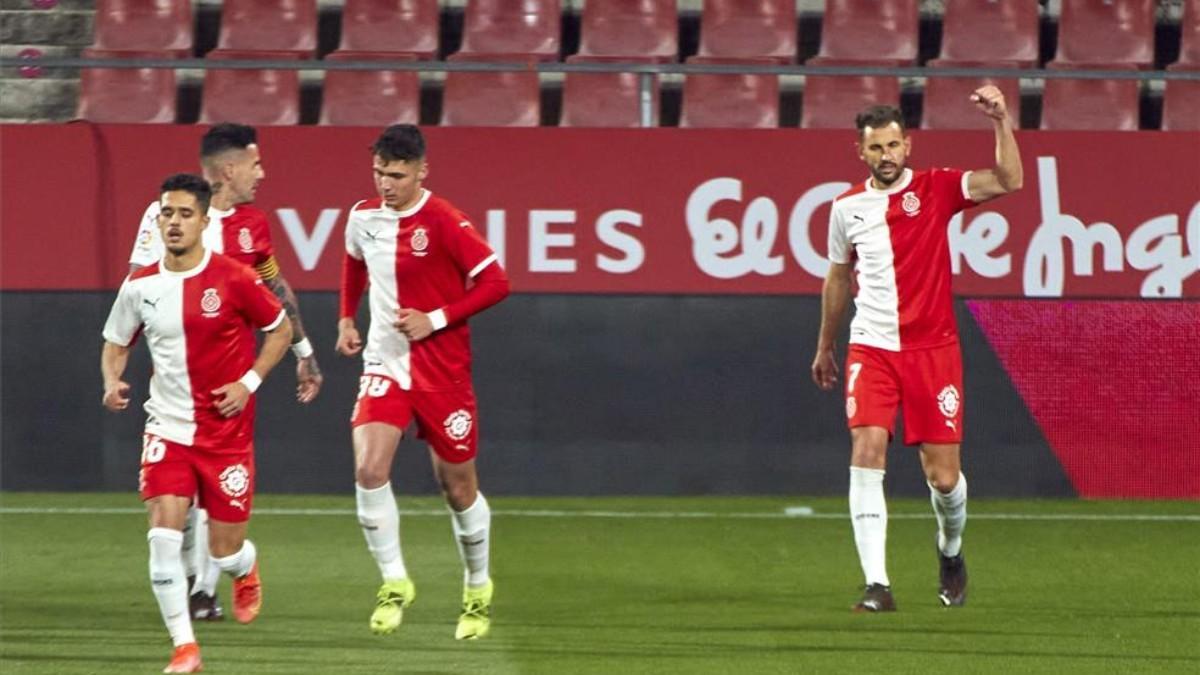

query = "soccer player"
102;174;292;673
811;88;1022;612
336;125;510;639
129;123;323;620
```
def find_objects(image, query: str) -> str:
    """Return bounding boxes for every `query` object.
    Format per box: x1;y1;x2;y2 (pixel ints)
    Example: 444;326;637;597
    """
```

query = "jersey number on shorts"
847;363;863;393
357;375;392;399
142;435;167;464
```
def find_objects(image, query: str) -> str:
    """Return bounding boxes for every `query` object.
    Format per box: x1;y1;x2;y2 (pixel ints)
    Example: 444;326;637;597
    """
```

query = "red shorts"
351;374;479;464
844;341;964;446
138;434;255;523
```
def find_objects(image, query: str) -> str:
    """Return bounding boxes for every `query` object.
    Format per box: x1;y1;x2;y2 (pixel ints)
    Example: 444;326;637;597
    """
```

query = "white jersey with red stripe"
102;249;286;449
828;167;976;352
129;201;274;270
345;189;498;391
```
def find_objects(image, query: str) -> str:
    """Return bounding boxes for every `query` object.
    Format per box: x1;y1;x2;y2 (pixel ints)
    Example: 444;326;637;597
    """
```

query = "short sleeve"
445;211;497;278
932;167;976;213
345;203;364;260
129;201;163;268
827;206;852;265
234;266;286;331
246;209;275;266
102;278;143;346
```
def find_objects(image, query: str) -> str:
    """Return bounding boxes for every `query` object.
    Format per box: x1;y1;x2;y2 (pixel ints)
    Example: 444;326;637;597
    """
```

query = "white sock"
181;508;200;581
930;472;968;558
147;528;195;647
214;539;257;579
450;492;491;588
190;508;219;596
195;558;220;597
849;467;890;587
356;482;408;581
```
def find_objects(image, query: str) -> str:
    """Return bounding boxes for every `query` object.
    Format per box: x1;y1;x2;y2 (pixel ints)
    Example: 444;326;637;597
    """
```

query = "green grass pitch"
2;493;1198;674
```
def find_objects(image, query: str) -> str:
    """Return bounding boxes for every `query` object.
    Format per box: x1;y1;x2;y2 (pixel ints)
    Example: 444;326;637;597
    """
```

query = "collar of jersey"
158;247;212;279
208;205;235;219
385;189;432;218
864;168;913;195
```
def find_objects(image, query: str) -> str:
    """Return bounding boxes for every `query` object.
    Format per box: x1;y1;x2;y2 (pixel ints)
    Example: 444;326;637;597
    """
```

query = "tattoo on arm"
265;275;309;343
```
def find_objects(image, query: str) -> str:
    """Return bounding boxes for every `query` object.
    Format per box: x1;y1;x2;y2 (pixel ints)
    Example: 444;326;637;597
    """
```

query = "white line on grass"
1;506;1197;522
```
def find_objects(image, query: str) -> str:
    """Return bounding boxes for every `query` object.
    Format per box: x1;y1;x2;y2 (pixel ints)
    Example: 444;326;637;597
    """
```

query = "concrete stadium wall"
0;293;1072;498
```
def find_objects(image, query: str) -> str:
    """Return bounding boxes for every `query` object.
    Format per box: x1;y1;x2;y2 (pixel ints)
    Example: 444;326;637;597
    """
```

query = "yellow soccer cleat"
455;579;494;640
370;578;416;635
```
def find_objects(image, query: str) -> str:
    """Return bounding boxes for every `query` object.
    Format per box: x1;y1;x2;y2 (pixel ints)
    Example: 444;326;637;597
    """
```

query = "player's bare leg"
209;518;261;623
921;443;968;606
849;426;895;612
354;422;416;634
432;452;493;639
146;495;203;673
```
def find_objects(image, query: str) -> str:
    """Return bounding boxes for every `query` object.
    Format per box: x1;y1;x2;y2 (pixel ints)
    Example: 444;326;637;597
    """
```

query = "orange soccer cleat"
163;642;202;673
232;562;262;624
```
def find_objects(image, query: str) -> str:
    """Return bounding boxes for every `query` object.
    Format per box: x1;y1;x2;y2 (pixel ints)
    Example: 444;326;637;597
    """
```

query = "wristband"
239;370;263;393
429;308;448;332
291;337;314;359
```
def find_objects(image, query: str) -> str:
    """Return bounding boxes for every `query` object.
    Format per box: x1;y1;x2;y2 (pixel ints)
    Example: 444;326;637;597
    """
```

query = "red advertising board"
2;124;1197;296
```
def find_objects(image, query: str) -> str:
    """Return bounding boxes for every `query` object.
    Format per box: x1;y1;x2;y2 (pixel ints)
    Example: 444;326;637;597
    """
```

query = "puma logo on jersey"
852;215;865;223
143;298;160;309
365;229;381;240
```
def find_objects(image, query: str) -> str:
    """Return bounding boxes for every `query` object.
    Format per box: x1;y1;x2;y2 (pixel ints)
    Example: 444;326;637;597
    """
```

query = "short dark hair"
161;173;212;212
200;123;257;159
855;105;906;137
372;124;426;163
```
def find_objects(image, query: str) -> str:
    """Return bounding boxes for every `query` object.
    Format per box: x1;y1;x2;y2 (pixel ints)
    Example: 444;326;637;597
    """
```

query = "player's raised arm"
101;341;132;412
966;85;1024;203
212;313;292;418
813;261;853;390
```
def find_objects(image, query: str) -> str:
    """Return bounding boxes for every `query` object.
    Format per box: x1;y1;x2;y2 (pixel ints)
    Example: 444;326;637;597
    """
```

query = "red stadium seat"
936;0;1038;67
455;0;561;62
561;56;659;127
442;54;541;126
199;50;302;125
801;71;900;129
1039;65;1141;131
680;58;779;128
76;48;177;123
216;0;317;57
1168;0;1200;69
809;0;918;66
1050;0;1155;69
335;0;439;59
93;0;193;56
921;62;1021;130
1162;77;1200;132
575;0;677;62
319;52;420;126
693;0;796;63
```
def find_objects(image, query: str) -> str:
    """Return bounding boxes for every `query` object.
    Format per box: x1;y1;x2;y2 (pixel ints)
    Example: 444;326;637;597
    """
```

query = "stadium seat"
93;0;193;56
1168;0;1200;69
319;52;420;126
680;58;779;128
1050;0;1155;69
200;50;302;125
809;0;918;66
575;0;677;62
76;48;177;123
454;0;561;62
335;0;439;59
561;56;659;127
442;54;540;126
921;62;1021;130
1162;77;1200;132
215;0;317;57
1039;65;1141;131
936;0;1038;67
801;71;901;129
693;0;797;63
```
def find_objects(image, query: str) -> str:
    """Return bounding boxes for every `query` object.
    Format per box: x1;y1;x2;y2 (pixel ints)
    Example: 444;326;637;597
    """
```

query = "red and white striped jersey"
103;250;286;449
130;201;274;270
828;168;976;352
344;190;499;391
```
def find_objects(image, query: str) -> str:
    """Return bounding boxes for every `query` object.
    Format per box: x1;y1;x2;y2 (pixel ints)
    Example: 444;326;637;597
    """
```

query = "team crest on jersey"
200;288;221;316
411;227;429;256
443;409;473;440
846;396;858;419
237;227;254;253
937;385;960;418
219;464;250;498
902;191;921;216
